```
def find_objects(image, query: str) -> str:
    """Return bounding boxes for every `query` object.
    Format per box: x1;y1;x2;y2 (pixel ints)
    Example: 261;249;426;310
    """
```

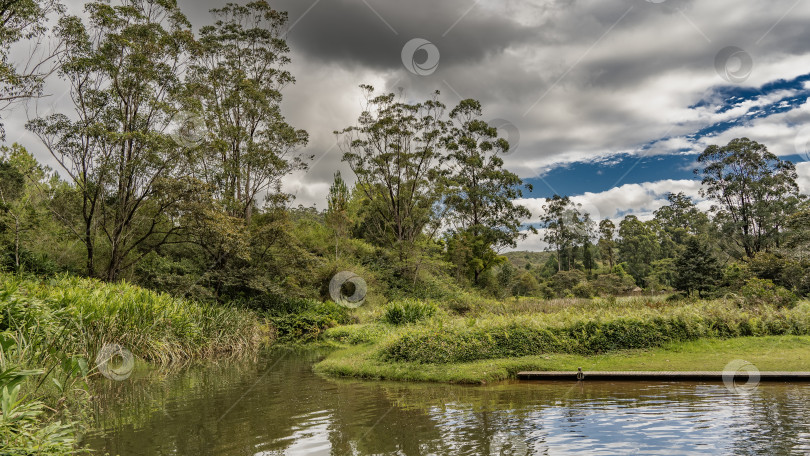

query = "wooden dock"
516;370;810;381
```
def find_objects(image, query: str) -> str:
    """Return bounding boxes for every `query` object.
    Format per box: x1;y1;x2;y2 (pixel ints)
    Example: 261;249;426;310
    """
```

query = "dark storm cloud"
181;0;538;71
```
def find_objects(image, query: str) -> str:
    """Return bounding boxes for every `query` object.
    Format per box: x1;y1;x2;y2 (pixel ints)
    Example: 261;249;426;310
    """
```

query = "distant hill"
502;251;553;270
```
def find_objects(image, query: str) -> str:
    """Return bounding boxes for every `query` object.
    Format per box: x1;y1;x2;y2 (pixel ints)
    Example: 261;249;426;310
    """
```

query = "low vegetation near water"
0;273;268;454
315;295;810;383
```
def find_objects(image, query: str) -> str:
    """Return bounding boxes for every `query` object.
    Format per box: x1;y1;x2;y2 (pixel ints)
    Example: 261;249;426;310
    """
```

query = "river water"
84;349;810;455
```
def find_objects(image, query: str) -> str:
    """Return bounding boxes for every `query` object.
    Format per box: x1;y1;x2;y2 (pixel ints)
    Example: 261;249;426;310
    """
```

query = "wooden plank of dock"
516;371;810;381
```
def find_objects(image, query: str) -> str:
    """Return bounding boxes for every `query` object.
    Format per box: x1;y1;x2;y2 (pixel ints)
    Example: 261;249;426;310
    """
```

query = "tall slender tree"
27;0;194;280
541;195;589;271
337;85;446;267
326;171;350;260
441;99;533;284
598;219;616;269
0;0;65;137
184;1;308;224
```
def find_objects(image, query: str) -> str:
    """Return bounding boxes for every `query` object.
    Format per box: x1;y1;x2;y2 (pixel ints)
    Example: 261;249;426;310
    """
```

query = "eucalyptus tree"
441;99;533;284
326;171;350;260
184;1;308;224
654;192;711;249
337;85;446;265
541;195;590;272
597;219;616;269
27;0;194;280
697;138;801;258
0;0;65;137
617;215;659;284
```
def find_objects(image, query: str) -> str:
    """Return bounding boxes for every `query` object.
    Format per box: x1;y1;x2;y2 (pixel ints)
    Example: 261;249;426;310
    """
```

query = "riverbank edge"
313;335;810;384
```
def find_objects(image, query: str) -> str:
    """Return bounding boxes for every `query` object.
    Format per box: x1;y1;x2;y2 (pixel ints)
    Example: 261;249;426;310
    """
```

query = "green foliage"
0;335;85;454
269;300;351;343
591;273;636;296
0;273;265;364
617;215;659;283
697;137;801;258
674;237;722;296
0;366;79;455
737;278;798;308
381;299;438;325
337;85;445;265
378;300;810;364
540;195;593;272
549;270;586;296
441;99;534;283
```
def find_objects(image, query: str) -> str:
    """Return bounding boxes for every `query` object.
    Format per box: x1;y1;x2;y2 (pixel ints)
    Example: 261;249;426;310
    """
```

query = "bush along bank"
373;300;810;364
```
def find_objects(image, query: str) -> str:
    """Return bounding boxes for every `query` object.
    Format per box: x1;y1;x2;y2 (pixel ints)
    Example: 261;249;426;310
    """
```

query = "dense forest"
1;0;809;312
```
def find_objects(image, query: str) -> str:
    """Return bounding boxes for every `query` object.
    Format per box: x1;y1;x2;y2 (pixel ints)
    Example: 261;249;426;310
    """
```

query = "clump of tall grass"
379;300;810;364
0;273;267;366
381;299;438;325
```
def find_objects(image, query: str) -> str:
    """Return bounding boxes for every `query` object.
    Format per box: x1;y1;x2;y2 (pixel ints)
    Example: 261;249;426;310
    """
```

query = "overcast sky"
6;0;810;251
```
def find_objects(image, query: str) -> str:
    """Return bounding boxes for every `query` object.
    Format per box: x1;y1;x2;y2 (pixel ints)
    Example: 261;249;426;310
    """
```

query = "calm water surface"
85;349;810;455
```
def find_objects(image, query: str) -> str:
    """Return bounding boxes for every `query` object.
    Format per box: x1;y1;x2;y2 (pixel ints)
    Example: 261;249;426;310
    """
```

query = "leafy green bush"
737;278;798;308
0;367;80;455
269;300;351;343
381;299;438;325
549;270;586;296
592;273;637;296
572;282;595;298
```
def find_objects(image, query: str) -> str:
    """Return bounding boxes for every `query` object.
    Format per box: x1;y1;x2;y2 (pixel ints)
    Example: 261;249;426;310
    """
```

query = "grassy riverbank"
316;335;810;383
0;273;270;453
315;297;810;383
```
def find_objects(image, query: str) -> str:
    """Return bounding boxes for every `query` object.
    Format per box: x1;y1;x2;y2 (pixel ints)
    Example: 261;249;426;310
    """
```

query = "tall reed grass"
0;273;268;368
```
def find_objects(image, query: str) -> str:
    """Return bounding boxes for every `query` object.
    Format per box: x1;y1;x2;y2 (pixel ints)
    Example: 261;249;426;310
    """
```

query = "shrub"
591;273;636;296
572;282;595;299
737;278;798;308
549;270;586;296
378;300;810;364
382;299;438;325
270;300;351;343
